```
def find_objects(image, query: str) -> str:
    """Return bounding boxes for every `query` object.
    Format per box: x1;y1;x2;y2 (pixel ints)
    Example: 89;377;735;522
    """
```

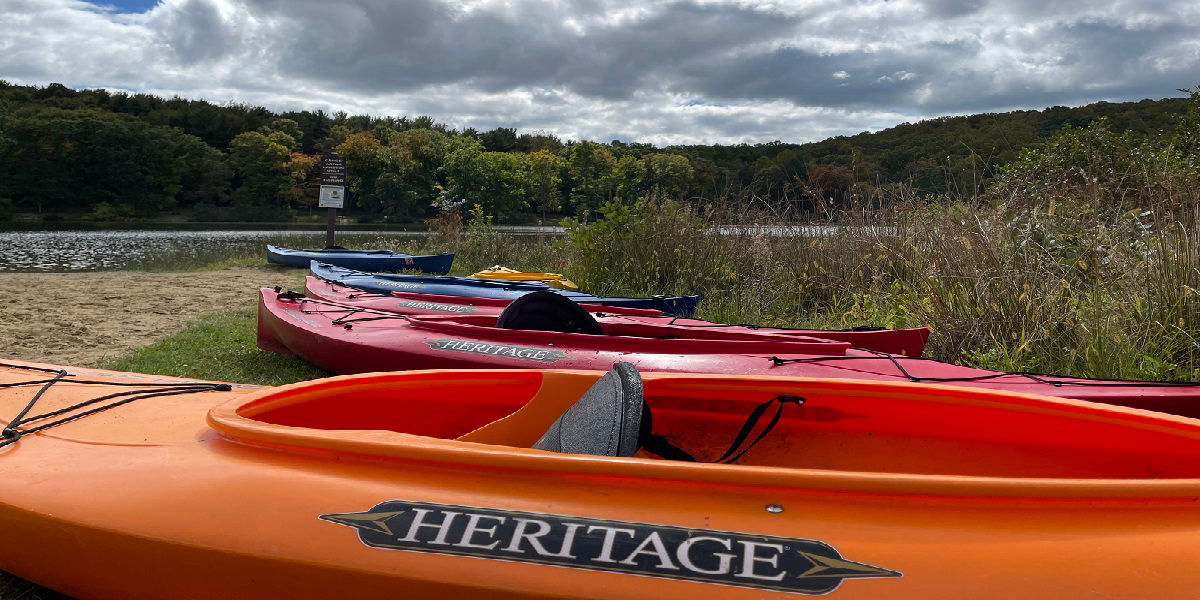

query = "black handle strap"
638;394;805;464
714;395;805;464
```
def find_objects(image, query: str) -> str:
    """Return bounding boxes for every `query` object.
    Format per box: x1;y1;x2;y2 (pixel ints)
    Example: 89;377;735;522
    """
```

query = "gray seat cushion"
532;362;643;457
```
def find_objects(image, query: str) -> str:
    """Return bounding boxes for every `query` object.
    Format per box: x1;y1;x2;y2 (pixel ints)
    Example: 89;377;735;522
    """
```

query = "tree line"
0;80;1192;222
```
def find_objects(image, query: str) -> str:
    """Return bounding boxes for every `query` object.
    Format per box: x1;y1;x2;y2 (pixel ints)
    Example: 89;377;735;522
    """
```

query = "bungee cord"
0;361;231;449
767;349;1200;387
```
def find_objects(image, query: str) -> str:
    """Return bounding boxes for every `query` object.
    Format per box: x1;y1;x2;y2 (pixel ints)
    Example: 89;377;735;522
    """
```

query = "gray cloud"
0;0;1197;144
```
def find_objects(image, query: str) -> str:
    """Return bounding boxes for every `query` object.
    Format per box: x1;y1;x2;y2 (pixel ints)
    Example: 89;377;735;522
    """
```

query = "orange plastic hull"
2;361;1200;598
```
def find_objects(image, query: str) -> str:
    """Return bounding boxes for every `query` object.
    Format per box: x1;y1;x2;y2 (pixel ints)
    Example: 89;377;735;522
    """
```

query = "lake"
0;229;430;272
0;224;569;272
0;223;857;272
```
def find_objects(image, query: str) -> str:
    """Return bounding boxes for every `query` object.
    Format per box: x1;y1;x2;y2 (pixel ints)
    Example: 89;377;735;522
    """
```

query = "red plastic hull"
258;289;1200;417
302;276;930;356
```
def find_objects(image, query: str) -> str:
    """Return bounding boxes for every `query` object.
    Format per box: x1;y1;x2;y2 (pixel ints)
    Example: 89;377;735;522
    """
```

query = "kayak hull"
311;261;701;317
5;363;1200;598
258;288;1200;415
267;245;455;274
471;265;580;291
303;276;931;356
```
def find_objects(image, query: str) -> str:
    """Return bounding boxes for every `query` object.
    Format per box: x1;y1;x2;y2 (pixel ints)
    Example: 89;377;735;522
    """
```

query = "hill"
0;80;1191;221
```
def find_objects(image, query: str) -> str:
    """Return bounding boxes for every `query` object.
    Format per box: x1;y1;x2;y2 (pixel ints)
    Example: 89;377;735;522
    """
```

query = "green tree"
229;130;291;212
477;151;531;219
806;164;854;207
527;149;564;220
0;106;210;216
1173;85;1200;160
479;127;517;152
258;118;302;151
442;141;532;220
281;151;319;211
441;138;487;206
172;133;232;208
686;157;721;202
612;155;643;201
516;132;563;153
336;131;422;218
0;98;13;156
563;141;615;216
642;153;694;200
390;127;452;202
988;118;1190;215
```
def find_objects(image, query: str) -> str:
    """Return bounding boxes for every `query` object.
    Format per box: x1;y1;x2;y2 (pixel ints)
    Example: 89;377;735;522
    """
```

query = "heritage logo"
321;501;900;595
426;339;572;363
284;310;322;328
377;281;425;290
398;301;478;314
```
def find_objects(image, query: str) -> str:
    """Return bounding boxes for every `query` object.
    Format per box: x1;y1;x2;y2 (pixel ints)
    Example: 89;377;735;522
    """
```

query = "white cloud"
0;0;1197;145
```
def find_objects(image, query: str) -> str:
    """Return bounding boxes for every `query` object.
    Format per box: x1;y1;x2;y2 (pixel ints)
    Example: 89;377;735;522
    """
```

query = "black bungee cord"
275;291;410;329
767;349;1200;388
0;361;231;449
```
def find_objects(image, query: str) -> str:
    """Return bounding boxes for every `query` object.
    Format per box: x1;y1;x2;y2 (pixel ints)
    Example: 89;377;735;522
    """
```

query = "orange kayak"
3;360;1200;598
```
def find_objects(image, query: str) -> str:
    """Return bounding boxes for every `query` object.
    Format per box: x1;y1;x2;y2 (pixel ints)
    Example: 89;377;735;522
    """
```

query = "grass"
98;305;331;385
130;252;264;272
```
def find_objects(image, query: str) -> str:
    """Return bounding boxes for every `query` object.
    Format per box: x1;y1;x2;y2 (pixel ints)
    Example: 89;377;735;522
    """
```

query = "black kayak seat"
532;362;645;457
496;290;605;335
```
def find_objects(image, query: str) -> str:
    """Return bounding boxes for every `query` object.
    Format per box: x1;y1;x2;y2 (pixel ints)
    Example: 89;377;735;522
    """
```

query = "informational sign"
320;152;348;247
318;185;345;209
320;153;346;186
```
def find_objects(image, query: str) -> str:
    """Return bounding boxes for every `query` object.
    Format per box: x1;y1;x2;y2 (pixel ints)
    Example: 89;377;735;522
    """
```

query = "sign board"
319;185;345;209
319;152;347;247
320;153;346;186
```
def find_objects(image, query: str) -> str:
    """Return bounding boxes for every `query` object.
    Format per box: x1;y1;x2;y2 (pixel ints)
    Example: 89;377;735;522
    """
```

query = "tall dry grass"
418;184;1199;381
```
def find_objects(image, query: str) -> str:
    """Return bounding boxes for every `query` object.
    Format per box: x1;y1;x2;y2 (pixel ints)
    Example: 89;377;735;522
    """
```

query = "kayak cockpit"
208;367;1200;484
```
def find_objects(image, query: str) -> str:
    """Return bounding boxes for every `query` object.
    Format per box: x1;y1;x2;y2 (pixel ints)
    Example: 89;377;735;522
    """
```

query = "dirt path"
0;267;304;367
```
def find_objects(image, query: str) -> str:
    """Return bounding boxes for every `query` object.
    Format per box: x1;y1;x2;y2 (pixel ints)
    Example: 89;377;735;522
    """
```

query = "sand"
0;267;302;367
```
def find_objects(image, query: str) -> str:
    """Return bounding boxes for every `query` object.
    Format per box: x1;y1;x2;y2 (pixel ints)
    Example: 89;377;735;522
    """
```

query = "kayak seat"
532;362;646;457
530;362;803;463
496;290;605;335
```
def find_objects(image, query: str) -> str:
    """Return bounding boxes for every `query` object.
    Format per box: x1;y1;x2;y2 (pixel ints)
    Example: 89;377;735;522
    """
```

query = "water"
0;223;835;272
0;229;433;272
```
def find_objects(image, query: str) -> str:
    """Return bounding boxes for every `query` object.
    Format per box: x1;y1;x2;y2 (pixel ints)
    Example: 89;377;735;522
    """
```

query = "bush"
90;201;135;221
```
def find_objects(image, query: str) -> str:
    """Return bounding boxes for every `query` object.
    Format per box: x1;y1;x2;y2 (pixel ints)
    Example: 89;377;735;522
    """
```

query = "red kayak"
302;276;930;356
258;288;1200;417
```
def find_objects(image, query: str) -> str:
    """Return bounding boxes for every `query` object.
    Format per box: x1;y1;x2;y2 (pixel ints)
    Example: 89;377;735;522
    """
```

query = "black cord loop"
714;395;805;464
0;362;232;449
767;350;1200;387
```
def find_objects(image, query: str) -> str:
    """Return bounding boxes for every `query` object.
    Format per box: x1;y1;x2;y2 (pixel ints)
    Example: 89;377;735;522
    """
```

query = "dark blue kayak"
267;245;454;274
310;261;700;317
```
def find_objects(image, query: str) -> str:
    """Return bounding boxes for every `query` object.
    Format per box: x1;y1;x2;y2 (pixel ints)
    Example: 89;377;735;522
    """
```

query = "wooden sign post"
319;153;347;248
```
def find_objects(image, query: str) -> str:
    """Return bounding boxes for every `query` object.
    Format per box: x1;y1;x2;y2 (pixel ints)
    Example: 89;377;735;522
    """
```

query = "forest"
0;80;1191;223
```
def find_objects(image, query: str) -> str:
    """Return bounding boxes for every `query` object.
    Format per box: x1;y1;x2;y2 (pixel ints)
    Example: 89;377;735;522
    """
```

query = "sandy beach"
0;267;302;367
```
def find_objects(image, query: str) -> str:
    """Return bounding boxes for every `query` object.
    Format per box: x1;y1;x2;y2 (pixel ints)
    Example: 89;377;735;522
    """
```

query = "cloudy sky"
2;0;1198;145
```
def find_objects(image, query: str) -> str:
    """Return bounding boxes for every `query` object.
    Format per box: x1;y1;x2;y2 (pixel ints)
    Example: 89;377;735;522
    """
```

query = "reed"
421;192;1200;382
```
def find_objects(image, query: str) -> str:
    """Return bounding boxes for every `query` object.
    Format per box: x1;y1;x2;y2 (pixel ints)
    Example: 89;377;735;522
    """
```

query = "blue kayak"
267;245;455;274
310;261;700;317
